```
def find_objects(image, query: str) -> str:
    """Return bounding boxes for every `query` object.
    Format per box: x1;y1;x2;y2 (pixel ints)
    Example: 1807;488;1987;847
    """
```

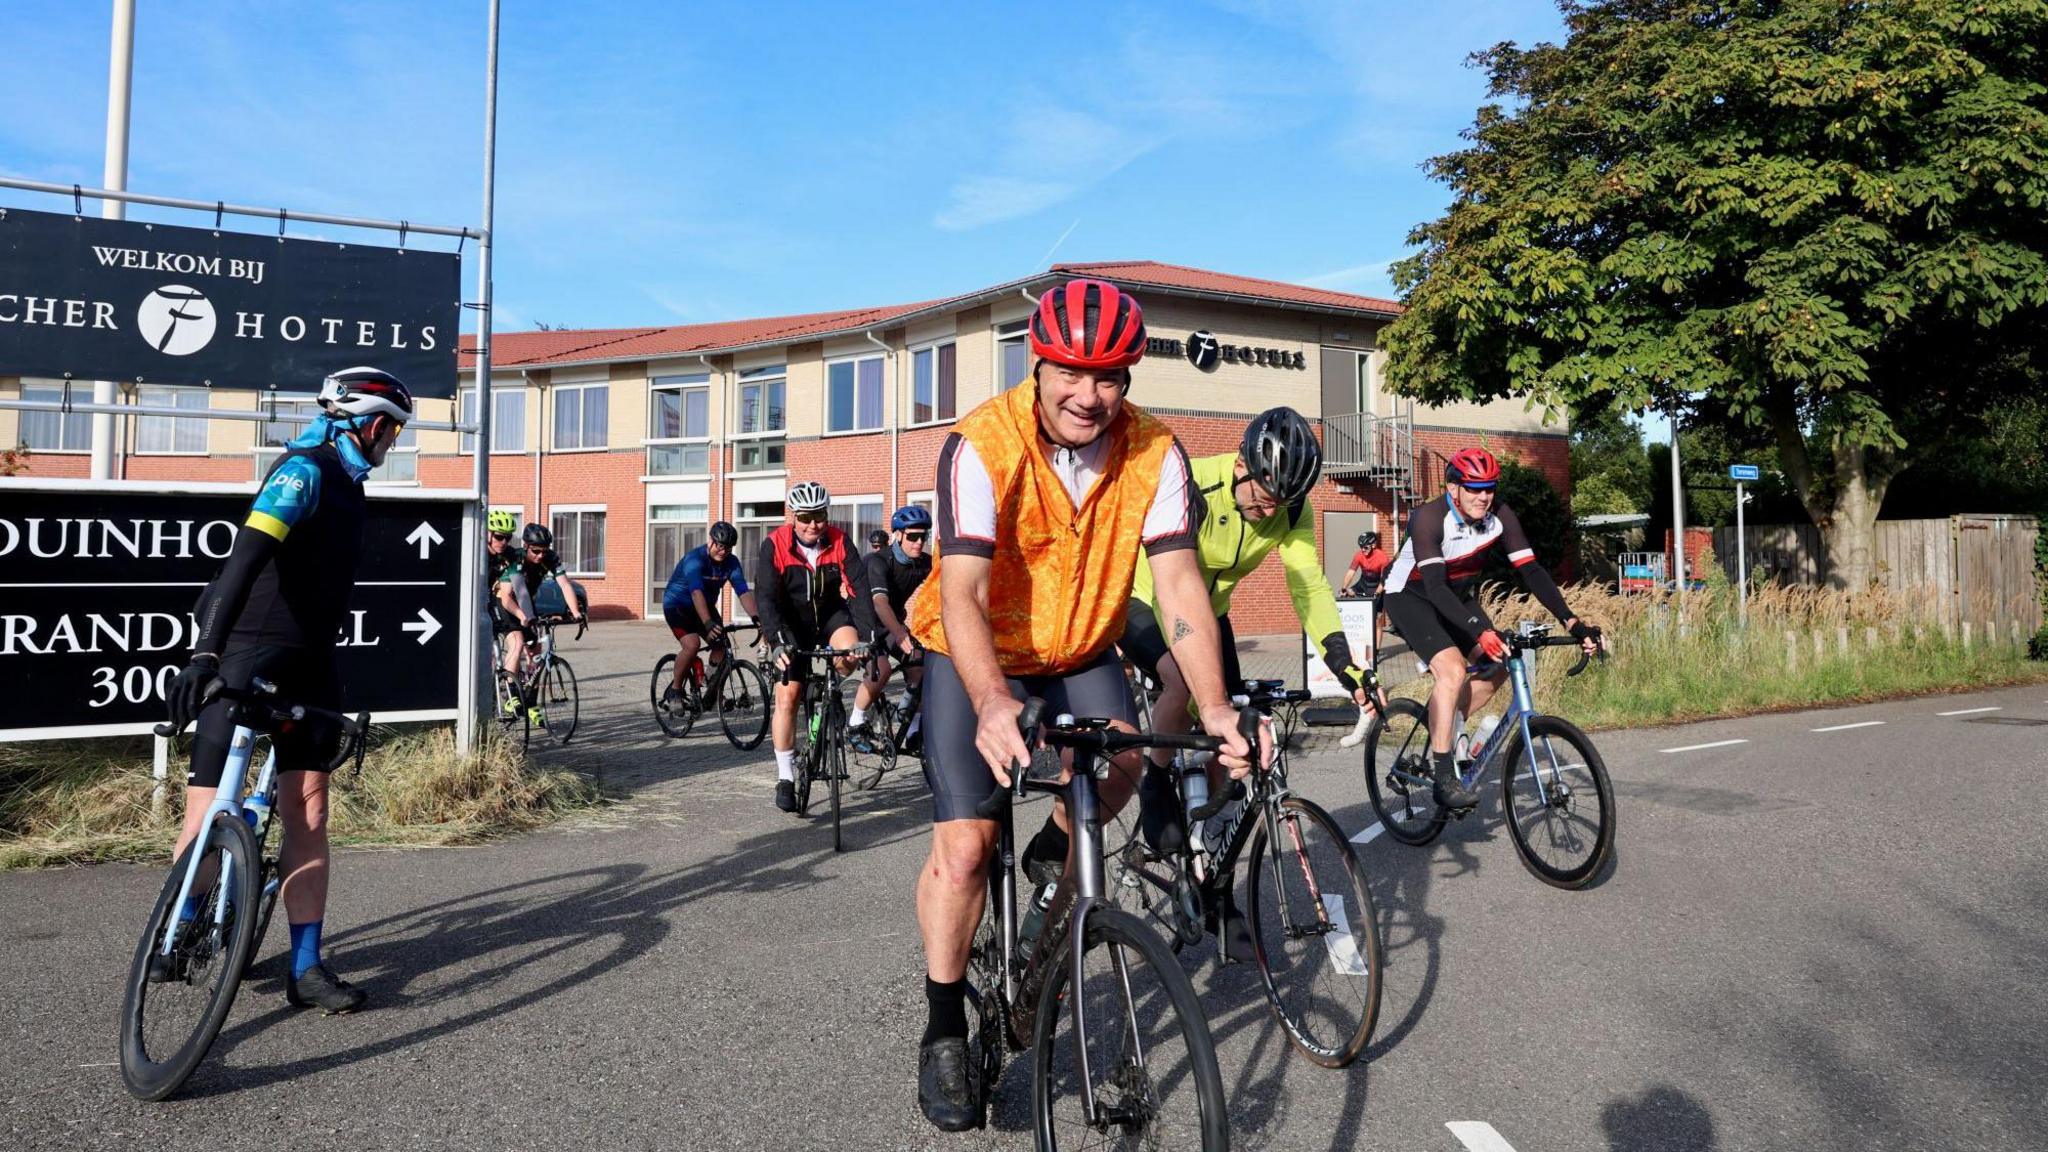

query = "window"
996;321;1030;393
830;495;884;552
135;385;209;454
906;490;936;519
459;386;526;453
734;501;784;604
648;374;711;476
647;503;709;616
911;342;957;425
254;393;416;483
18;381;91;452
736;366;786;436
826;355;884;433
553;382;609;450
550;507;606;576
732;440;785;473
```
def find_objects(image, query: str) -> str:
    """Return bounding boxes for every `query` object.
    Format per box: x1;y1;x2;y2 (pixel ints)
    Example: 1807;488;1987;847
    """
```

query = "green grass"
0;726;605;871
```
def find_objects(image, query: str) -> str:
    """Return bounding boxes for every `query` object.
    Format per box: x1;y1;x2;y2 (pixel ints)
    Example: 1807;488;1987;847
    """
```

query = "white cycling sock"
848;706;867;728
906;714;922;740
776;749;795;781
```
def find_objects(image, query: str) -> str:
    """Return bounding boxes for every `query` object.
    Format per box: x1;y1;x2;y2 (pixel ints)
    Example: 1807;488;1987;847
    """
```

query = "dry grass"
1369;581;2048;731
0;726;604;870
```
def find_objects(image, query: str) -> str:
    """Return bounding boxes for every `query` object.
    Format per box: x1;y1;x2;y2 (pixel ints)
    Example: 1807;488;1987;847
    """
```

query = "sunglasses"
902;531;928;542
525;545;547;554
793;511;829;524
490;533;512;543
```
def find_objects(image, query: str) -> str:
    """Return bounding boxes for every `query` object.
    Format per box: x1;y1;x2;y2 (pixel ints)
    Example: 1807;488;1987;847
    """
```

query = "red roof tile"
1052;260;1402;315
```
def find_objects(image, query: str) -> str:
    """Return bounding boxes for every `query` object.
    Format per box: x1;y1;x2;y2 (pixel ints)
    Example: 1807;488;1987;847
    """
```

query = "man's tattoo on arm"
1171;616;1193;645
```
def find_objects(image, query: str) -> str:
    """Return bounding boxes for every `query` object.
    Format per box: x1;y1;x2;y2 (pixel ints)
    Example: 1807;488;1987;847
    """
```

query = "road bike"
1109;678;1383;1067
118;679;370;1101
966;701;1255;1150
496;614;581;749
787;643;870;853
651;622;770;750
847;643;924;791
1363;622;1615;888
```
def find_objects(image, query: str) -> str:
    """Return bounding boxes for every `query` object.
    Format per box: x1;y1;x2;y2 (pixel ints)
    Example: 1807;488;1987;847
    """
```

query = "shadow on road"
1601;1083;1718;1151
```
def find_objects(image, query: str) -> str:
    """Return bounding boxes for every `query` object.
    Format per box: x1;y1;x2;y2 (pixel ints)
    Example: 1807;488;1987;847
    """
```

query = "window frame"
548;504;608;578
133;384;210;455
828;493;886;555
733;367;787;440
646;502;710;619
458;385;528;455
994;320;1031;394
645;373;713;478
550;380;611;453
908;339;958;427
824;353;886;436
18;381;92;453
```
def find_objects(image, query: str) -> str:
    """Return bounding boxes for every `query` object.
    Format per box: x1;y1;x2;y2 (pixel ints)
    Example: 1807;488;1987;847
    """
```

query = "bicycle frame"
157;727;276;959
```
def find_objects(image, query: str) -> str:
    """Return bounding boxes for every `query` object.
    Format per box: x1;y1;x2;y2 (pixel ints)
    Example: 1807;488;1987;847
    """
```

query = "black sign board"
0;207;459;397
0;484;464;736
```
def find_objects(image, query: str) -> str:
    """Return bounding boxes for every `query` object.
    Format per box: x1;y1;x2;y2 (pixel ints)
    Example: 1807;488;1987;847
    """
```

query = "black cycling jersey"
194;440;367;653
863;547;931;628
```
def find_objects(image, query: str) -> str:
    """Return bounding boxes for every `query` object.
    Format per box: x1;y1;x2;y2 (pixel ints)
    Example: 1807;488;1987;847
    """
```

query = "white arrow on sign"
405;521;445;559
400;608;443;645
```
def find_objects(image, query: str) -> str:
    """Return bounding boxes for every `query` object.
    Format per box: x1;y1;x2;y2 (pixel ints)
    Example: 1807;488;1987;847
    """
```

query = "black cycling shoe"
775;780;798;813
286;963;367;1015
1137;765;1186;856
917;1036;981;1132
1432;762;1481;810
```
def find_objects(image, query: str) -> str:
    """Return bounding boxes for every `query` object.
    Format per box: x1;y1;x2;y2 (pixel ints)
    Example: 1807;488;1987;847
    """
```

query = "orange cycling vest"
910;382;1176;677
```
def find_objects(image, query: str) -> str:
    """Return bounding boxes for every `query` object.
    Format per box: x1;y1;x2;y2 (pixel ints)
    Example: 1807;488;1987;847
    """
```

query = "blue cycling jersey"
663;545;748;611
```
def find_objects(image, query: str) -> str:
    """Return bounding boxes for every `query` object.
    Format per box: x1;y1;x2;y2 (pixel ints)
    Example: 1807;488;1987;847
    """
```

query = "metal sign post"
460;0;502;753
92;0;136;481
1730;464;1760;625
1669;414;1686;607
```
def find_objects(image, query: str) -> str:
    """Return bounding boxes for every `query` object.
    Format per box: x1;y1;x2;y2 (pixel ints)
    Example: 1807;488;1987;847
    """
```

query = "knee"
930;828;996;890
1429;651;1466;685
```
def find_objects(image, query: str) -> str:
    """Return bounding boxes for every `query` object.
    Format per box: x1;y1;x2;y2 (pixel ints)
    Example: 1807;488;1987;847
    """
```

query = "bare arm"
1148;546;1255;776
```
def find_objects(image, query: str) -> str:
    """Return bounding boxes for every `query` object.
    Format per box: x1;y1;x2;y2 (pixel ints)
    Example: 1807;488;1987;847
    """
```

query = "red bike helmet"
1445;446;1501;489
1028;278;1147;371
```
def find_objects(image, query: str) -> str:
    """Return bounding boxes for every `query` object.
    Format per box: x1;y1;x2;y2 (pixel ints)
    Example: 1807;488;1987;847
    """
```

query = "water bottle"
1453;709;1472;769
1473;715;1501;758
242;792;270;832
1181;753;1212;852
1016;881;1058;965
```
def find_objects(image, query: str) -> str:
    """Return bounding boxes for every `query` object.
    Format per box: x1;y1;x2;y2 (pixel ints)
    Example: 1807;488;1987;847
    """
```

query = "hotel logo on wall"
1146;329;1305;372
0;206;460;397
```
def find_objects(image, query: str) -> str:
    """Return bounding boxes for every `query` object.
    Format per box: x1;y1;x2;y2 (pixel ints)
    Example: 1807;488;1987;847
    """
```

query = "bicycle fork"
160;732;255;957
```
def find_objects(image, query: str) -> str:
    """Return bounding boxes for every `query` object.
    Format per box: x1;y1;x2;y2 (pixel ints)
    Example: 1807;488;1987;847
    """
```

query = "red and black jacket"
751;523;875;648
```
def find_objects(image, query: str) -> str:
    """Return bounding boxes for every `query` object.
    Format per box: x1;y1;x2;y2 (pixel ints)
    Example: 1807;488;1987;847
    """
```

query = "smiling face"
791;508;828;545
1033;361;1128;449
1450;482;1496;520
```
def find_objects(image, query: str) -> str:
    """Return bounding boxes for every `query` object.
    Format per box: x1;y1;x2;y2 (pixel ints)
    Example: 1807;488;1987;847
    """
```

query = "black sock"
923;976;968;1044
1027;817;1069;867
1432;748;1458;778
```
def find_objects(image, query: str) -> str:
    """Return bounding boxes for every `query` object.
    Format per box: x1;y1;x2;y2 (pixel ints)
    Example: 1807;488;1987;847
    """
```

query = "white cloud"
1301;258;1398;294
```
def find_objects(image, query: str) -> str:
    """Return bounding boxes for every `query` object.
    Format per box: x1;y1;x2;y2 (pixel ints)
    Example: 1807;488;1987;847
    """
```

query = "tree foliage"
1381;0;2048;587
1482;457;1575;585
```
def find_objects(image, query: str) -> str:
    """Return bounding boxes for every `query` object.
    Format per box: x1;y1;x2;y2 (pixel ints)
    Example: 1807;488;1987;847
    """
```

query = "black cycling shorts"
186;644;343;789
1381;588;1495;666
490;602;523;636
1119;599;1241;695
775;608;858;684
920;648;1136;823
663;601;722;641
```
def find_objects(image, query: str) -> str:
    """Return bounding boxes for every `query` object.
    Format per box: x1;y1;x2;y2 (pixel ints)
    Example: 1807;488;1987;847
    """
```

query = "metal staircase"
1322;409;1448;528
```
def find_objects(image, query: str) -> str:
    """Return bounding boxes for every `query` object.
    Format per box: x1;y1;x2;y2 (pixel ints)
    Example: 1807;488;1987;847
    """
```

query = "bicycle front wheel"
119;812;261;1101
1032;907;1227;1151
1246;796;1383;1068
652;654;699;738
1498;715;1615;888
829;726;846;853
716;660;771;751
1363;696;1444;846
541;658;579;744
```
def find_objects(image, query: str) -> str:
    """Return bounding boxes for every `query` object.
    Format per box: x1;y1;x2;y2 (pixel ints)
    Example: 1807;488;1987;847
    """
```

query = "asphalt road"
3;623;2044;1152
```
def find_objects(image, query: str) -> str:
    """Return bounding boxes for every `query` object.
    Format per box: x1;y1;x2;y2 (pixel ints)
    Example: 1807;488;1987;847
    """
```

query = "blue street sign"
1729;464;1761;481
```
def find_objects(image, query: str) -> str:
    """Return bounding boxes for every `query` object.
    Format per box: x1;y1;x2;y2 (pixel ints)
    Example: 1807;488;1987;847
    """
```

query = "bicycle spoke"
1247;798;1381;1067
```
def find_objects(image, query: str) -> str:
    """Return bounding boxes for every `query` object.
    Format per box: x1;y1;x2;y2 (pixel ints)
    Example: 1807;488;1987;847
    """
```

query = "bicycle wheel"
1032;907;1227;1151
540;658;579;744
119;812;261;1101
1498;715;1615;888
1246;796;1383;1068
717;660;771;751
853;690;899;791
243;858;280;978
1363;696;1445;846
829;723;846;853
794;691;818;816
652;654;699;738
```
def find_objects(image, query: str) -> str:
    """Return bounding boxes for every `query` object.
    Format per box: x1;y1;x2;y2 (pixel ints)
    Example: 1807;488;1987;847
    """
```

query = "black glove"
168;652;222;731
706;622;727;645
1569;621;1601;644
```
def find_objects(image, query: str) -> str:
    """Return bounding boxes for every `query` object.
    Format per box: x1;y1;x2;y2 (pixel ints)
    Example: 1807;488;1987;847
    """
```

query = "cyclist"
1121;407;1378;946
483;509;518;604
867;529;890;556
753;481;874;813
851;505;933;751
164;366;414;1014
661;520;761;702
1381;447;1600;808
1341;530;1391;597
495;522;586;718
906;277;1254;1131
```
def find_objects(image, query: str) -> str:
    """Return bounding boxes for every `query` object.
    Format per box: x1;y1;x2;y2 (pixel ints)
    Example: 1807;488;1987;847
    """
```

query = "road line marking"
1320;894;1368;976
1811;720;1885;733
1350;821;1386;846
1937;706;2001;717
1660;739;1748;754
1447;1121;1519;1152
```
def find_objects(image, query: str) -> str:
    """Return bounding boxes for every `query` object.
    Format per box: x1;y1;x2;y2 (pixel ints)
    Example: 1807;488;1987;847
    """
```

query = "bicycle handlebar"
154;679;372;774
972;700;1262;821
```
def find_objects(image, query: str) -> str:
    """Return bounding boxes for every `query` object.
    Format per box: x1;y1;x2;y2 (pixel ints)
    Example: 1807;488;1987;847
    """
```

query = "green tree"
1381;0;2048;589
1569;404;1651;518
1483;457;1575;584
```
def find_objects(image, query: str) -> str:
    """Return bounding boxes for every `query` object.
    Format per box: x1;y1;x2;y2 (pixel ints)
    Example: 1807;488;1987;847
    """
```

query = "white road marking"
1811;720;1886;733
1320;894;1368;977
1660;739;1749;754
1350;820;1386;846
1937;706;2001;717
1447;1120;1520;1152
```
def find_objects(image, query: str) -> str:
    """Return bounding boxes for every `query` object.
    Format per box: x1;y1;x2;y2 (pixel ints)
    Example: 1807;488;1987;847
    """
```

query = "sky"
0;0;1572;341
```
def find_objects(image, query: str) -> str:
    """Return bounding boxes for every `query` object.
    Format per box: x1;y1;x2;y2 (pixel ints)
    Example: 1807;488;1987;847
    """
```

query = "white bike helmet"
317;366;415;425
788;481;830;513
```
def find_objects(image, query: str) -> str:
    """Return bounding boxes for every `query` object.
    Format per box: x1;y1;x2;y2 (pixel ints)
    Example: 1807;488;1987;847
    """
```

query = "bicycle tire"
1032;907;1228;1151
794;690;818;816
542;658;580;744
829;722;845;853
243;861;280;978
717;659;771;751
119;812;261;1101
1246;796;1383;1068
1363;697;1445;846
1498;714;1615;888
854;690;899;791
652;654;699;738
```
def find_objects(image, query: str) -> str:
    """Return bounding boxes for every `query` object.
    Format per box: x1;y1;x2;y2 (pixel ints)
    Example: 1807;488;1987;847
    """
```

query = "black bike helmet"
1240;406;1322;506
521;523;553;549
709;521;738;548
1358;531;1380;550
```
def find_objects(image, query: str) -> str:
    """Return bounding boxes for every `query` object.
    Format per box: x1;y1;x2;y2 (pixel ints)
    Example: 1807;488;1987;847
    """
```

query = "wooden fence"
1709;515;2040;636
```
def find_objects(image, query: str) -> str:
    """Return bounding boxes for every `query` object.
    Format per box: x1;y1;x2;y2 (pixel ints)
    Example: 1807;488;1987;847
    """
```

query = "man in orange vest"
905;277;1254;1130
